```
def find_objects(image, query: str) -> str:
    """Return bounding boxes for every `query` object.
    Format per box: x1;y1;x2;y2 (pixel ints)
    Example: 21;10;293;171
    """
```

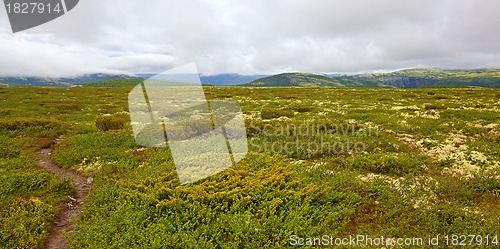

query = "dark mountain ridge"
246;68;500;88
2;68;500;88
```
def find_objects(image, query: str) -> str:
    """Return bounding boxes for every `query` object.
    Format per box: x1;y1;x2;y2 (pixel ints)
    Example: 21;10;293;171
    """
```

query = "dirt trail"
37;146;92;249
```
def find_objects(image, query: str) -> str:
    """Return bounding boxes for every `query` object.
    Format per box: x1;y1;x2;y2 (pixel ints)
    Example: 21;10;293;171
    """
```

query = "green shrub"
51;131;139;170
0;167;73;248
468;171;500;195
0;118;64;131
69;153;359;248
424;104;447;110
402;93;417;98
261;108;294;119
56;103;84;111
0;147;21;159
0;199;54;248
339;153;428;176
95;115;125;131
286;104;314;113
0;108;16;116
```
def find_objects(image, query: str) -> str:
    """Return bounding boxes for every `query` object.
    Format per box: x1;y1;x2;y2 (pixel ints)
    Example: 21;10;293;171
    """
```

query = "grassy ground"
0;86;499;248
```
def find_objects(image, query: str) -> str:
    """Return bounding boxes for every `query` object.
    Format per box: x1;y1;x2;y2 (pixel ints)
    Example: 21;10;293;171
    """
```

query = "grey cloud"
0;0;499;76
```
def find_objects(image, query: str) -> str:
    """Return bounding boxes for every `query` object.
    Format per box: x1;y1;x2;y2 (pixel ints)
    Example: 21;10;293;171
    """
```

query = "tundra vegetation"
0;86;498;248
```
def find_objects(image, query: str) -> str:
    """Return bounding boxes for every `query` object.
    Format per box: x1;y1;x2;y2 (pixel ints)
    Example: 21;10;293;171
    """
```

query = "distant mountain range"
135;73;267;86
0;73;266;87
0;73;136;87
246;68;500;88
200;74;268;86
345;68;500;88
244;72;391;87
1;68;500;88
244;73;344;87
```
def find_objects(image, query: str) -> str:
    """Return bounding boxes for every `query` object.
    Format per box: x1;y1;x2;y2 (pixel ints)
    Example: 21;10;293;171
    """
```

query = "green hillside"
351;68;500;88
244;72;394;88
245;73;346;87
81;78;143;88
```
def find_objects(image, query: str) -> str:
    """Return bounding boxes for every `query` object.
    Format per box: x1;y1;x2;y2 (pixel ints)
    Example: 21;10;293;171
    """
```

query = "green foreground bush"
96;114;125;131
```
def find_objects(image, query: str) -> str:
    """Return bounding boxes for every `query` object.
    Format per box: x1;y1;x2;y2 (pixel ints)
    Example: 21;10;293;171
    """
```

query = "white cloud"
0;0;499;76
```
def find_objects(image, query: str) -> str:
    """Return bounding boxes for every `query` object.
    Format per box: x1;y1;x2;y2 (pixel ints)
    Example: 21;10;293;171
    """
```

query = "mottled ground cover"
0;86;498;248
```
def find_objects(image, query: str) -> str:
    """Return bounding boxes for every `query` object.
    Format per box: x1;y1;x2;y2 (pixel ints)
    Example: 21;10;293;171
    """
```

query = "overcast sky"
1;0;500;77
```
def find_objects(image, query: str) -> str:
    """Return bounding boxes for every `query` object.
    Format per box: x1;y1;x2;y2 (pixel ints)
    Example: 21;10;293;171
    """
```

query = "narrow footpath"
37;145;92;249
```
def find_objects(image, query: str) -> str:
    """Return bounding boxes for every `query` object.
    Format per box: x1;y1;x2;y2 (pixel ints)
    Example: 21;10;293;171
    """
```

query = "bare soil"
37;147;91;249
